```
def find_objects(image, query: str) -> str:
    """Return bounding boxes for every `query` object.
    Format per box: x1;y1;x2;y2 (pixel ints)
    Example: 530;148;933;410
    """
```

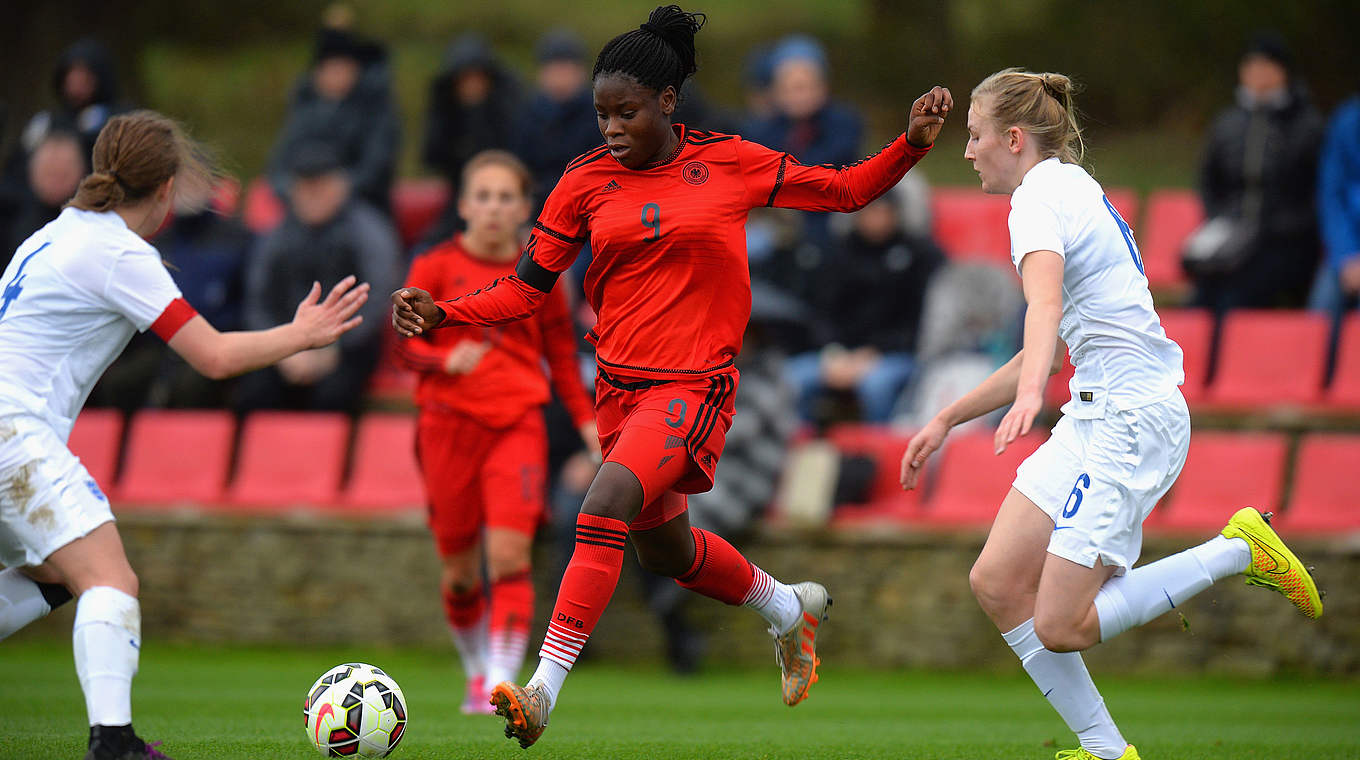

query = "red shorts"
416;406;547;556
594;367;738;531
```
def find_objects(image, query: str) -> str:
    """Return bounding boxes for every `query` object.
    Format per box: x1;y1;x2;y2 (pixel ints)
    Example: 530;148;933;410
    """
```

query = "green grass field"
1;639;1355;759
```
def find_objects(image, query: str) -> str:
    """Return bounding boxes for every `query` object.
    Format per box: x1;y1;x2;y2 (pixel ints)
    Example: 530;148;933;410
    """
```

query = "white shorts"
1012;392;1190;574
0;414;115;568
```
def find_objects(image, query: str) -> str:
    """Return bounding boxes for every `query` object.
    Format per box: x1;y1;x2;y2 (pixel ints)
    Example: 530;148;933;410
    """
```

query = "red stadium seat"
243;176;285;235
825;425;924;526
1104;187;1141;230
1207;311;1328;408
1157;308;1213;403
1324;314;1360;410
1275;434;1360;533
922;430;1046;526
1138;189;1201;291
67;408;123;499
931;187;1013;264
341;413;425;512
391;178;450;249
228;412;350;508
118;410;235;506
1153;432;1288;532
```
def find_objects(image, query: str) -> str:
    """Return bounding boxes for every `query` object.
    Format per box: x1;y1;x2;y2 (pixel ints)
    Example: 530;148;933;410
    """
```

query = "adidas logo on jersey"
600;179;621;194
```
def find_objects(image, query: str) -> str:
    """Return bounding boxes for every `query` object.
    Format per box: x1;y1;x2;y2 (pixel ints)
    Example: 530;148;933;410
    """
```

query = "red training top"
434;125;932;380
396;235;594;429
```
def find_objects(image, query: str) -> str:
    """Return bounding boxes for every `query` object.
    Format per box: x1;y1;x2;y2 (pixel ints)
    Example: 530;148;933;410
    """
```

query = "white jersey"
0;207;192;440
1008;157;1183;419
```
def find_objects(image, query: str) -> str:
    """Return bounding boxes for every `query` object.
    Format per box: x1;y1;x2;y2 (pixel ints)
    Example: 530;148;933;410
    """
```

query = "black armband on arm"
515;254;560;293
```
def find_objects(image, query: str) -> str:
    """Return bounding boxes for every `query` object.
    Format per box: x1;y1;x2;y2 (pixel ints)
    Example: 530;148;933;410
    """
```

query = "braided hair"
592;5;706;95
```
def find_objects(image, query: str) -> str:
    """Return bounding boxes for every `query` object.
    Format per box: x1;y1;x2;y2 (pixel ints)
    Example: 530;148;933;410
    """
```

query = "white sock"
742;567;802;634
0;568;54;640
527;658;569;716
449;614;488;681
1004;619;1126;759
1093;536;1250;642
486;628;529;692
73;587;140;727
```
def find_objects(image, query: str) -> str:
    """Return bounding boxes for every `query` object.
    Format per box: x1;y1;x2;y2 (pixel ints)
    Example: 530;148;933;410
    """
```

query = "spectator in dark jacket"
741;35;864;250
1309;94;1360;322
785;192;944;423
266;27;400;214
240;142;399;413
1190;33;1325;314
512;30;601;210
418;34;521;249
11;38;123;165
1;131;84;268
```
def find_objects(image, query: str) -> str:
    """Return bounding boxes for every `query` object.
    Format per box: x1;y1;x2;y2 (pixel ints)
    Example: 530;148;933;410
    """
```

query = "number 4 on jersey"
1102;195;1143;275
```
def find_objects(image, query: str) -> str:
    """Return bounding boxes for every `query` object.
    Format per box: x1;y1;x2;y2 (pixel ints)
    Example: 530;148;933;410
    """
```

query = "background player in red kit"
394;150;598;715
393;5;952;747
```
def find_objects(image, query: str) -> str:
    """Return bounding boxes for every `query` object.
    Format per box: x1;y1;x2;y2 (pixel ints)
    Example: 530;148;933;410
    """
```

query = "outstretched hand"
907;86;953;149
293;276;370;349
391;287;444;337
900;416;950;490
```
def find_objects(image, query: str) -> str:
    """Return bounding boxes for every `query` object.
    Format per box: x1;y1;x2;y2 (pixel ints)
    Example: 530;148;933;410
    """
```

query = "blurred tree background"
3;0;1356;190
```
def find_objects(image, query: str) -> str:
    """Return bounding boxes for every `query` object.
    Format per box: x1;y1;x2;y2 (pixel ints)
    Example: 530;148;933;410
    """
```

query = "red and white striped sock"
487;571;533;689
529;513;628;712
742;566;801;635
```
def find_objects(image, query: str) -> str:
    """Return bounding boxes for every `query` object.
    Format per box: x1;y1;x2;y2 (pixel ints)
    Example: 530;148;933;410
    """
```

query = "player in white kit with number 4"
0;111;370;760
899;69;1323;760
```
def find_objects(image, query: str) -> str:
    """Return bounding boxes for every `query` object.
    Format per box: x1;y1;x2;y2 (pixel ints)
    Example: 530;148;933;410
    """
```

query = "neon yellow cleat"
489;681;550;749
1221;507;1323;619
1055;745;1140;760
774;581;831;706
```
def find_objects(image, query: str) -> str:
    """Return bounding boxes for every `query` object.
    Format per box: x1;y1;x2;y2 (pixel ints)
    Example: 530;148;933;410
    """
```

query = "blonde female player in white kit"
900;69;1323;760
0;111;369;760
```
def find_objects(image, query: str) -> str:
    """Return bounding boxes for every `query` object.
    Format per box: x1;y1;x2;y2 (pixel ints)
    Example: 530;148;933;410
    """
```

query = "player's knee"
486;549;530;581
968;561;1013;612
579;463;644;523
440;564;478;594
1033;613;1089;653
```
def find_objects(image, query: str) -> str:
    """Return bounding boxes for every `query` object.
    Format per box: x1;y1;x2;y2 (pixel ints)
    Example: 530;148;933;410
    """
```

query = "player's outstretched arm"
899;336;1066;489
168;276;369;379
751;86;952;213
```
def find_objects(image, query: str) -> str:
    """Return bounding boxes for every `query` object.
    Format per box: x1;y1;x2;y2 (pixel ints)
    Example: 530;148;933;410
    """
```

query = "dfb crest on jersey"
682;161;709;186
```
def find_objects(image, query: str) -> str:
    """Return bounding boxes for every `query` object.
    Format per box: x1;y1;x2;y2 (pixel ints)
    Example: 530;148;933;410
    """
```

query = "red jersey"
396;235;593;428
433;125;932;380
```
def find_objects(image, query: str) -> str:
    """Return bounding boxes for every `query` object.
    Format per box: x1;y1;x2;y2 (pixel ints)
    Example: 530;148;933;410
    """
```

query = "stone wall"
17;513;1360;676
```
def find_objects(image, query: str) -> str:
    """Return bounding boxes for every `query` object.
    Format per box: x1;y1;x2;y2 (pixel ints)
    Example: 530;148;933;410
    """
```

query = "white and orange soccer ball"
303;663;407;757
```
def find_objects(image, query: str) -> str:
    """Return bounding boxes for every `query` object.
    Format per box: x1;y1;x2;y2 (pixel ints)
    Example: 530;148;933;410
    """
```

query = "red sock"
539;514;627;670
442;586;485;629
674;527;756;605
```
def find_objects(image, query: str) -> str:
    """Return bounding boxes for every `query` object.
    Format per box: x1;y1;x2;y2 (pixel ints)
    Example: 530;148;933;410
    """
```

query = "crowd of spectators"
3;22;1356;425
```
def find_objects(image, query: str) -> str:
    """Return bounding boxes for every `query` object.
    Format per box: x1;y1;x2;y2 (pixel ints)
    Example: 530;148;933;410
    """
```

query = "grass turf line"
1;639;1355;759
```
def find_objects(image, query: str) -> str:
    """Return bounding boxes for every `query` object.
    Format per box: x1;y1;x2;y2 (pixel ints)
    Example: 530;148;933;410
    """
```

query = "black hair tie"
640;21;660;35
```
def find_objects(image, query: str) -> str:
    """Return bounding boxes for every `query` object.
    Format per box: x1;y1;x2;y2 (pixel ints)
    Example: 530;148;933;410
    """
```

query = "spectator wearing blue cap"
741;34;865;250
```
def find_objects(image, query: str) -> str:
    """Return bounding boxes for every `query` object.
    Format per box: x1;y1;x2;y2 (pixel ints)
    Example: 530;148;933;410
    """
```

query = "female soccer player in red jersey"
393;5;951;747
395;150;598;715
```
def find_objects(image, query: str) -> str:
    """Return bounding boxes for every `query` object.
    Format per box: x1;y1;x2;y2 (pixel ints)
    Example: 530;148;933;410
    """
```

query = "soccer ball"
303;663;408;757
